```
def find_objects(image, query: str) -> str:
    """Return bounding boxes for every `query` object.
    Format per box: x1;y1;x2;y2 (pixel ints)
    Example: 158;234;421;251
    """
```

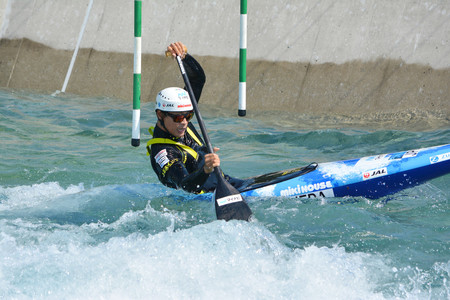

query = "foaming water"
0;89;449;299
0;215;388;299
0;182;84;210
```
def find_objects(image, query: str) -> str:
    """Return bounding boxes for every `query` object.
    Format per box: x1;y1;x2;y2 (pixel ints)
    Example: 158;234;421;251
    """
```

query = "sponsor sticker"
402;150;419;158
280;181;333;197
177;104;192;108
363;167;387;180
155;149;170;168
430;152;450;164
293;189;335;199
374;154;389;160
177;91;189;99
216;194;243;207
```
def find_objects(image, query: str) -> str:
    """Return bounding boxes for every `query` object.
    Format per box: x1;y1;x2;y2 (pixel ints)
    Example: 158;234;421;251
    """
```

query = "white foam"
255;183;276;197
0;182;84;210
0;221;393;299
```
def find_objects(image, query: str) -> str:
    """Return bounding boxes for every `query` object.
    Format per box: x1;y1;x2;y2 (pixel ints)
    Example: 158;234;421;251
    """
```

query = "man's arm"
151;144;210;194
165;155;210;193
167;158;209;193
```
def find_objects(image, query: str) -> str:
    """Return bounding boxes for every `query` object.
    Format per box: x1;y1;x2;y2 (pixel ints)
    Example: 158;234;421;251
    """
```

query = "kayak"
233;144;450;200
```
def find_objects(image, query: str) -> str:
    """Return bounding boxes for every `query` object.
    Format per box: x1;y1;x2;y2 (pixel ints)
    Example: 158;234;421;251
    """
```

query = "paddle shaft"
173;54;252;222
175;56;221;177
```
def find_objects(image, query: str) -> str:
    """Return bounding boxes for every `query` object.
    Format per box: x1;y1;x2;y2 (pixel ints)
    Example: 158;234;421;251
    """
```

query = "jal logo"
363;167;387;180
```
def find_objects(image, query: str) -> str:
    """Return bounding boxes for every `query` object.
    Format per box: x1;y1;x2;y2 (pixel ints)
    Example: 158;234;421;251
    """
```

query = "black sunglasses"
164;111;194;123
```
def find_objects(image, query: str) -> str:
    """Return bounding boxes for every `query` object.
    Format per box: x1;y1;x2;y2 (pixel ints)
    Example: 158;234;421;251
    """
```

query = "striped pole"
131;0;142;147
238;0;247;117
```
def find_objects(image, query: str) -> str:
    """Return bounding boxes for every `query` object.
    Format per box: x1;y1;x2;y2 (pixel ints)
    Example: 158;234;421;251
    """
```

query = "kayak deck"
238;163;318;193
239;144;450;200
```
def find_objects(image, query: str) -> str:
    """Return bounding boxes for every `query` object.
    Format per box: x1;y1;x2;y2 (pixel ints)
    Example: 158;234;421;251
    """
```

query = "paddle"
172;54;252;221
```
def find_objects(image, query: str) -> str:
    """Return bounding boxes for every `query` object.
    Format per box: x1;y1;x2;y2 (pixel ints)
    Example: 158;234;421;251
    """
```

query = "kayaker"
147;42;243;194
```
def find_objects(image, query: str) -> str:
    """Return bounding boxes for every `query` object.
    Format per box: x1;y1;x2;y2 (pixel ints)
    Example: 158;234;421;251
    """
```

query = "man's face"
160;111;194;138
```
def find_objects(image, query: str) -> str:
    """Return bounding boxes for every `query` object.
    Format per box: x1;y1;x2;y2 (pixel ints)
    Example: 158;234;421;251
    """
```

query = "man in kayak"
147;42;243;194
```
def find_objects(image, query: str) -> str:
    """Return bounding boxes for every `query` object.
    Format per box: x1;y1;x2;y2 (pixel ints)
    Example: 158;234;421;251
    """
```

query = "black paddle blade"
214;177;252;221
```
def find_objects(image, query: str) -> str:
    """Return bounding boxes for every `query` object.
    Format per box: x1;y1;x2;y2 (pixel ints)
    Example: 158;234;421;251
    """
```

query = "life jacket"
146;126;203;162
147;126;233;195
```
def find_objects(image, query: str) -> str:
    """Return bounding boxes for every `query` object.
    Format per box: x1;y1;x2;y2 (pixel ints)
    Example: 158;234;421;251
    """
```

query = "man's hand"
166;41;187;59
204;147;220;174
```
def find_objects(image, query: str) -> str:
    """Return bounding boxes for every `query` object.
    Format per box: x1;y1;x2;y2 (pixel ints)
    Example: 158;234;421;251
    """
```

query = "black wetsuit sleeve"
166;157;210;193
183;54;206;103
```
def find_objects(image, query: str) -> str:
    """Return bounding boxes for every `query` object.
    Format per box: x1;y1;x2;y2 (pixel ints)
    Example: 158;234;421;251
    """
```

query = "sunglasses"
165;111;194;123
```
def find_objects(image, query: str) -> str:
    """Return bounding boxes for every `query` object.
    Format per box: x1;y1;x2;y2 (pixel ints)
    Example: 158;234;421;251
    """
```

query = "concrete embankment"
0;0;449;128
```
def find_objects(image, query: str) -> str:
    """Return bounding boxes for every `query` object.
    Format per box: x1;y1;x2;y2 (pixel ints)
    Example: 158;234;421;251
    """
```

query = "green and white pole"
131;0;142;147
238;0;247;117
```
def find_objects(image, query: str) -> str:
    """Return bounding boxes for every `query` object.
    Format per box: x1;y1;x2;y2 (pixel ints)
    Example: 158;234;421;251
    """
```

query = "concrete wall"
0;0;449;127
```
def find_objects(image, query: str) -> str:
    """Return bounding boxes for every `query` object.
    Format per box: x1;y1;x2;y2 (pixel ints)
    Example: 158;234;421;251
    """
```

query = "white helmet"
155;87;193;112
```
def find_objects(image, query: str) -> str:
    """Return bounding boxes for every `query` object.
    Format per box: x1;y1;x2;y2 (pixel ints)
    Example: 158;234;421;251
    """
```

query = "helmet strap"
156;110;169;134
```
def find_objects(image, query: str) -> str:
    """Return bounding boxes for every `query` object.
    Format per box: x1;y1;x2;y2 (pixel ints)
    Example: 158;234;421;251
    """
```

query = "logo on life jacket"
155;149;170;168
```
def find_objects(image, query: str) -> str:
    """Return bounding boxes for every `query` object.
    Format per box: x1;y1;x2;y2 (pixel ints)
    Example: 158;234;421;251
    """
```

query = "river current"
1;89;449;299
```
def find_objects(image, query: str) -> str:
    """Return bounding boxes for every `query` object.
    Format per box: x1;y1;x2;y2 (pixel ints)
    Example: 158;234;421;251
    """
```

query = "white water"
1;182;447;299
1;90;449;299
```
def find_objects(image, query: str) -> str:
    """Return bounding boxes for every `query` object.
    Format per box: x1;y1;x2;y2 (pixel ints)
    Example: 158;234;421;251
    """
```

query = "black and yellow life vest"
146;126;203;162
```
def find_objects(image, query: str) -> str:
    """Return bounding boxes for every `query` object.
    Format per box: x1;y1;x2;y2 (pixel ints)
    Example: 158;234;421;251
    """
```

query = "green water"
0;88;449;299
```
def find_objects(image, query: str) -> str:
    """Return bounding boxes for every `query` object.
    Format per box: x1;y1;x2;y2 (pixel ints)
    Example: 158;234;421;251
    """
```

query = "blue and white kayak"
236;144;450;199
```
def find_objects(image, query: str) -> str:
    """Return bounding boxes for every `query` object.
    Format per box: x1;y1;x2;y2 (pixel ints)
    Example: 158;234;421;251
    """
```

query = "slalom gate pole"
131;0;142;147
61;0;94;93
238;0;247;117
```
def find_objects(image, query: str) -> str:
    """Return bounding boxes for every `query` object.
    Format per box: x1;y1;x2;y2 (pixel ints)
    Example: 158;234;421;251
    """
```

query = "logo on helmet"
177;104;192;108
177;91;189;100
